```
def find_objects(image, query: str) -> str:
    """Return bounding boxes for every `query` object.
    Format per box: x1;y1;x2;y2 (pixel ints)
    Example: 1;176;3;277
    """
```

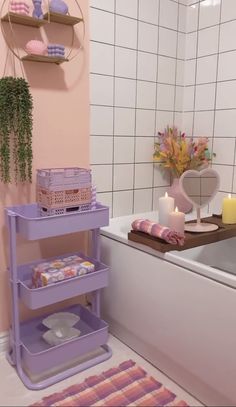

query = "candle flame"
228;194;232;199
175;207;178;213
165;192;168;198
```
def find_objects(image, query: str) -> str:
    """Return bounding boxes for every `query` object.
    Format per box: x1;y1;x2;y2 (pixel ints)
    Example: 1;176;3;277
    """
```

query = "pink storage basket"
36;168;92;216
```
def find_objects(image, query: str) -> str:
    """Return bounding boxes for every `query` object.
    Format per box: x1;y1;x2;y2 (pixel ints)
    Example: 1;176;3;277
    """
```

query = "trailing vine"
0;77;33;183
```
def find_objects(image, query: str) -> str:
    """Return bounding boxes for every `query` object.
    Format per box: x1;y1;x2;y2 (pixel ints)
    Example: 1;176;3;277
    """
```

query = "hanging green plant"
0;77;33;183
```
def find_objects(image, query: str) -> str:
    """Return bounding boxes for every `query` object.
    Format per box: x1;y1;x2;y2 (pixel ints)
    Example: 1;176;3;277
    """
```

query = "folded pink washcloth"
131;219;185;246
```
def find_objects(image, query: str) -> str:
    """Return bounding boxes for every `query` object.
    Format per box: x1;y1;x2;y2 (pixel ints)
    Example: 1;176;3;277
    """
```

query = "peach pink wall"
0;0;90;333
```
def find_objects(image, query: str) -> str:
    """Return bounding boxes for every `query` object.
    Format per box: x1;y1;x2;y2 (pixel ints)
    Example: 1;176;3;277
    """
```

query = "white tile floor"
0;335;203;407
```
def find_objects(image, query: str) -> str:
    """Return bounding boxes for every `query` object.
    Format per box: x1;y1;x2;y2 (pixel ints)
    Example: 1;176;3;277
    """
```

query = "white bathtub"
100;211;236;407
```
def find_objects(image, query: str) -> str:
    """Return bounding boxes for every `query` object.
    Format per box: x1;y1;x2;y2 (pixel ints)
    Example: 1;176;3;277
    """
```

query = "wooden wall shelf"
1;12;46;27
44;12;83;26
22;54;68;64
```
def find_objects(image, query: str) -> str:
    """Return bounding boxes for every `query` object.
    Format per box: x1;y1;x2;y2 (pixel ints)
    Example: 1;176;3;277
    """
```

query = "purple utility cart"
5;203;112;390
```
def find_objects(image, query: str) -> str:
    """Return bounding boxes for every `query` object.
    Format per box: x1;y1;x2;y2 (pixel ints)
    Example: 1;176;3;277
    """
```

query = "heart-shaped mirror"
179;168;220;208
179;168;220;233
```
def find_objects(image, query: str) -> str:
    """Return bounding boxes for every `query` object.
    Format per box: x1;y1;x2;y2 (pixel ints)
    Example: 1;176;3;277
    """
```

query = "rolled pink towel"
131;219;185;246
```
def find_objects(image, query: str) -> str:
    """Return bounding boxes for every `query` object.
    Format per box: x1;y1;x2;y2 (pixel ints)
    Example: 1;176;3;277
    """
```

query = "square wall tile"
96;192;113;209
184;59;196;86
233;174;236;194
157;84;175;110
116;15;137;49
90;8;114;44
214;110;236;137
183;86;194;111
178;4;187;33
113;190;133;217
195;83;215;111
220;20;236;53
176;60;185;86
153;186;169;211
185;0;198;5
138;22;158;53
212;164;234;192
137;81;156;109
91;106;113;135
218;51;236;82
135;163;153;188
199;0;221;29
114;107;136;136
196;54;217;84
91;164;112;192
193;111;214;137
160;0;178;30
90;136;113;164
115;47;137;79
175;86;184;111
134;189;153;213
116;0;138;18
159;27;177;58
177;32;186;59
158;56;176;85
135;137;154;163
137;52;157;82
156;111;174;132
185;32;197;59
114;137;135;163
212;138;236;165
221;0;236;23
115;78;136;108
114;164;134;190
186;3;199;33
174;112;183;129
90;0;114;12
209;191;228;213
139;0;159;25
90;74;113;106
154;163;170;187
198;26;219;57
91;42;114;75
136;109;155;137
216;81;236;109
182;112;194;135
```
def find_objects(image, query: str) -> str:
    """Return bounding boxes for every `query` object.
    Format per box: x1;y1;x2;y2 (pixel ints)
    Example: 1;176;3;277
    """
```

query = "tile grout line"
190;1;200;137
211;0;223;172
131;0;140;214
111;1;116;217
152;0;161;212
173;0;181;126
90;40;186;61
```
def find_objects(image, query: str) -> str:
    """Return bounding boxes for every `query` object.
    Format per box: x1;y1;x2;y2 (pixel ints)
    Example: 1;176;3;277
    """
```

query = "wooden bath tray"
128;215;236;253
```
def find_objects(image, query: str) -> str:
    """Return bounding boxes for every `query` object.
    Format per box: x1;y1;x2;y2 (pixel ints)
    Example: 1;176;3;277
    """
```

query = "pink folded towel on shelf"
131;219;185;246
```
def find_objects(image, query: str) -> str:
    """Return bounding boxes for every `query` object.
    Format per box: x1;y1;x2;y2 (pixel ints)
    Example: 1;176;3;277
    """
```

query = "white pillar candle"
158;192;174;226
169;207;185;235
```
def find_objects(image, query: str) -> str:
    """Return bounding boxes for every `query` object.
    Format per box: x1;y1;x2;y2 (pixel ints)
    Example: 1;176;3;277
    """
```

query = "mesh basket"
40;203;91;217
36;168;92;211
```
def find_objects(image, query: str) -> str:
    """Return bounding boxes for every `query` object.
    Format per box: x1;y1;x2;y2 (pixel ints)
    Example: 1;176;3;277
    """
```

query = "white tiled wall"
90;0;181;217
181;0;236;213
90;0;236;217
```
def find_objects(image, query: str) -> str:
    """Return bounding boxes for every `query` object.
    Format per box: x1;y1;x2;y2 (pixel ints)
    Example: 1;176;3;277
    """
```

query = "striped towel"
132;219;185;246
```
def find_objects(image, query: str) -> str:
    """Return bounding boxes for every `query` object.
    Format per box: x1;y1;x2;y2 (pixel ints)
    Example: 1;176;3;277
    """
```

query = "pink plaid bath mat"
32;360;189;406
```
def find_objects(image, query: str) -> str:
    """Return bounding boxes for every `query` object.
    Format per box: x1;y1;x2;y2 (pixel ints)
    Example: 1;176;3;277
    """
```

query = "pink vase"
168;178;193;214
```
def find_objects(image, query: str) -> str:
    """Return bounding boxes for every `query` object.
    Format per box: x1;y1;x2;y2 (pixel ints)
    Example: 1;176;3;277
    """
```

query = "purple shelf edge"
5;203;109;240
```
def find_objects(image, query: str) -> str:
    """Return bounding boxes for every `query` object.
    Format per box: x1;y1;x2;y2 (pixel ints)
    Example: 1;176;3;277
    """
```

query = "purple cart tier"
21;304;109;375
6;203;112;390
17;252;109;309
